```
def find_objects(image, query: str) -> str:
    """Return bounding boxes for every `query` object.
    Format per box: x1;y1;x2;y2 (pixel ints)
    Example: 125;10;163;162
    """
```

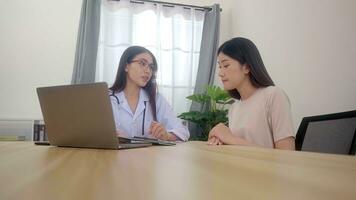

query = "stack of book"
33;120;47;141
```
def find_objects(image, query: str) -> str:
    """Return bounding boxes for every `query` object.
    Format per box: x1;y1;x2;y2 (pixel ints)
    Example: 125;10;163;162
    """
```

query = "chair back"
296;110;356;155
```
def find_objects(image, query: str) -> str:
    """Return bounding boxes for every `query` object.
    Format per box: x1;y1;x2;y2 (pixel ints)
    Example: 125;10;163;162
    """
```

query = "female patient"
109;46;189;141
208;37;295;150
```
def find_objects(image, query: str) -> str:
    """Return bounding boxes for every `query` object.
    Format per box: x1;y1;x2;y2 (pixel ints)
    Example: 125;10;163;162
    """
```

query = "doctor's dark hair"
110;46;158;120
218;37;275;99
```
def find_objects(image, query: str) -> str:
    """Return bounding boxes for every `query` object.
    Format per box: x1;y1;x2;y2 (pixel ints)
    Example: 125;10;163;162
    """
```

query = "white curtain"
96;0;205;115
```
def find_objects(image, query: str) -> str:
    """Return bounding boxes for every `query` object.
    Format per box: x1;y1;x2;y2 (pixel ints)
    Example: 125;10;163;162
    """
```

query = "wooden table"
0;142;355;200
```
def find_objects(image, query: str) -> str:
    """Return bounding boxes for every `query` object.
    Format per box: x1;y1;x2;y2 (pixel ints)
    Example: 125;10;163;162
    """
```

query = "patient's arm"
275;137;295;150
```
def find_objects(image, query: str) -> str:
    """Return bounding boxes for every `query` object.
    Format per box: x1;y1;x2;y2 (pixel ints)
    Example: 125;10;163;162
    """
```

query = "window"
96;0;204;115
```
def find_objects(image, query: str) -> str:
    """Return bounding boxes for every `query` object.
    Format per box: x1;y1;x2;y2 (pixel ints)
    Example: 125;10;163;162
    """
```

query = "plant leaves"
216;99;235;105
186;94;210;103
206;85;232;101
180;85;233;141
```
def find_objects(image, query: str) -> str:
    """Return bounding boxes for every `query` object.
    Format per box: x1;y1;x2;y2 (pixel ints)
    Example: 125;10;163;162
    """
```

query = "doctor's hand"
149;121;177;141
116;130;124;137
208;123;237;145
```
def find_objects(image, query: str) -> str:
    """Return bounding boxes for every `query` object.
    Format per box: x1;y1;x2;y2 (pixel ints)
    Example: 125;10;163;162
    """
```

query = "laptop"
36;82;152;149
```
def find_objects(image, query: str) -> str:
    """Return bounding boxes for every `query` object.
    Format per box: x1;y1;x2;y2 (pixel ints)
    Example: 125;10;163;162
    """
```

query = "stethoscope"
110;92;147;136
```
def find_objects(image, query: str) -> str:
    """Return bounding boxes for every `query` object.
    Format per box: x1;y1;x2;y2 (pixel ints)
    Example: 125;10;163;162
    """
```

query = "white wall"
230;0;356;128
0;0;82;119
173;0;356;129
1;0;355;130
0;0;233;120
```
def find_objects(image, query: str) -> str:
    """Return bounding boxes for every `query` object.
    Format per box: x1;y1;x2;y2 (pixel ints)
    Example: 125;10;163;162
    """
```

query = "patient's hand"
207;136;223;145
208;123;235;144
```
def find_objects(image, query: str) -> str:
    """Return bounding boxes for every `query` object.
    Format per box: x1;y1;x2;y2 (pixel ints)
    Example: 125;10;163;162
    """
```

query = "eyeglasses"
131;59;155;71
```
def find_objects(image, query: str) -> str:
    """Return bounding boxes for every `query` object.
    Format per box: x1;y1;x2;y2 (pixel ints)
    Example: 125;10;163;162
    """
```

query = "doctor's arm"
149;121;178;141
152;95;190;141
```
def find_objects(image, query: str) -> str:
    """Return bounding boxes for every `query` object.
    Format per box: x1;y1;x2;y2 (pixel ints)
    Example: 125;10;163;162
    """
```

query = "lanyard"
142;101;146;136
110;93;146;136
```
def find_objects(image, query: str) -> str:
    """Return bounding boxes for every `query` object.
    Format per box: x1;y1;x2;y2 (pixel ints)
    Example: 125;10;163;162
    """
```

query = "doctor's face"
125;53;154;88
217;53;250;91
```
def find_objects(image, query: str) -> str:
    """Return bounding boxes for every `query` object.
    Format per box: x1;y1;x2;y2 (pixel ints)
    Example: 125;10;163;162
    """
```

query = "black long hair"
218;37;275;99
110;46;158;120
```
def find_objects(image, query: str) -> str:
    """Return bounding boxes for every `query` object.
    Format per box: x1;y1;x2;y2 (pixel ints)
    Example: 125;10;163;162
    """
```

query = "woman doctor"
109;46;190;141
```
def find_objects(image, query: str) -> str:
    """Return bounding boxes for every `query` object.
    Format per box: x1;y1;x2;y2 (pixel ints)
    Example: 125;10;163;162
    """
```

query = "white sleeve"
156;94;190;141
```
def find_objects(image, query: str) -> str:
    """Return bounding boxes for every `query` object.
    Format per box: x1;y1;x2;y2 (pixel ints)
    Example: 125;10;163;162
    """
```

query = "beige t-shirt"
228;86;295;148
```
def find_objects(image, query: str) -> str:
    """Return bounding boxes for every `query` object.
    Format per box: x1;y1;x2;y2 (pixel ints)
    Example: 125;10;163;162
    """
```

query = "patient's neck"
238;79;257;101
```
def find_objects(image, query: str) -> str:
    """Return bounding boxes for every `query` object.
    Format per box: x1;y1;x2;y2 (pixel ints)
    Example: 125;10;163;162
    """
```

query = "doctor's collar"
113;88;150;103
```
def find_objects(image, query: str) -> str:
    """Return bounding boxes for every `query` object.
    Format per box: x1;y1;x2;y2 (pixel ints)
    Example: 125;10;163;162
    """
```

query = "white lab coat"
109;89;190;141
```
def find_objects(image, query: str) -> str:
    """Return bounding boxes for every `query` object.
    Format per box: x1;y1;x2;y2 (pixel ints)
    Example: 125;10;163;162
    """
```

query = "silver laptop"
36;82;151;149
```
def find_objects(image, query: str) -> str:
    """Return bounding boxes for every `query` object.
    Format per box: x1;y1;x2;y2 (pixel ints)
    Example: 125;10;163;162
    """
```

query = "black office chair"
296;110;356;155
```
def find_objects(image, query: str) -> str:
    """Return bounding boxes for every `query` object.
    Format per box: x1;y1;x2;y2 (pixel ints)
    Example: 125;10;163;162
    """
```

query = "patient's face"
125;53;153;88
217;53;250;90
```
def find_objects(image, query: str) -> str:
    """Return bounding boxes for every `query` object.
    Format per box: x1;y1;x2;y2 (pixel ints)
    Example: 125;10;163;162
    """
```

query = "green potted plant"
178;85;234;141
